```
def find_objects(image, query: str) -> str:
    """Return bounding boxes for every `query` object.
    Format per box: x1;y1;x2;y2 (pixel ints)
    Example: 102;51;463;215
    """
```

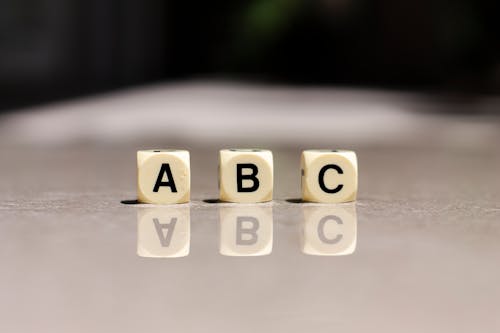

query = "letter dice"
219;149;273;203
137;149;190;204
301;150;357;203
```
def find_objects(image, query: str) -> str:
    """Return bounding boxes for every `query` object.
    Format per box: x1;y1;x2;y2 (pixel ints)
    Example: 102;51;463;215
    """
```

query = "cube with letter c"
301;150;357;203
219;206;273;256
219;149;273;203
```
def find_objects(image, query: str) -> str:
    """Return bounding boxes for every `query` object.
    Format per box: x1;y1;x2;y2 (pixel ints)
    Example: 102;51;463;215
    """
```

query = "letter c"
318;164;343;193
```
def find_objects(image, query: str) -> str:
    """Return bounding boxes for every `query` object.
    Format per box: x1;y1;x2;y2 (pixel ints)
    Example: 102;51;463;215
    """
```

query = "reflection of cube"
301;204;357;256
219;206;273;256
301;150;357;203
219;149;273;203
137;149;190;204
137;207;190;258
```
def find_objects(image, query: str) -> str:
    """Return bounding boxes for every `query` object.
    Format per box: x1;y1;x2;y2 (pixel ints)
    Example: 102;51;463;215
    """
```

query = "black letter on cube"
237;163;260;192
153;163;178;193
318;164;344;194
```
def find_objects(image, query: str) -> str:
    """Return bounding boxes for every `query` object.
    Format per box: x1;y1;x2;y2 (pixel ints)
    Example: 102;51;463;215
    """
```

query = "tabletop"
1;82;499;332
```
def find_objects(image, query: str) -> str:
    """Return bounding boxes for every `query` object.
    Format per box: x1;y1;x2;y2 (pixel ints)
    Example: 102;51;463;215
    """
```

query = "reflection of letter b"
236;216;259;245
137;207;190;258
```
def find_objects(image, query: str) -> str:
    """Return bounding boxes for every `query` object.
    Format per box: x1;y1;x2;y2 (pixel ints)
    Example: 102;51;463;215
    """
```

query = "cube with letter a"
301;150;357;203
137;149;190;204
219;149;273;203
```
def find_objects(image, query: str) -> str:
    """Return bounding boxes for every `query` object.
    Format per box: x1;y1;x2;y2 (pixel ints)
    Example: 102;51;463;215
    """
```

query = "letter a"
153;163;178;192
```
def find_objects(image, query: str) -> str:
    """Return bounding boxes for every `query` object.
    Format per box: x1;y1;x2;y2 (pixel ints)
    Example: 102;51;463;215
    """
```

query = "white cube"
301;149;358;203
301;204;357;256
219;149;273;203
137;149;190;204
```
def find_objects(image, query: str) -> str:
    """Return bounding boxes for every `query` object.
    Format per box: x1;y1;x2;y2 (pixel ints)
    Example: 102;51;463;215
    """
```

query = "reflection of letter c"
318;215;343;244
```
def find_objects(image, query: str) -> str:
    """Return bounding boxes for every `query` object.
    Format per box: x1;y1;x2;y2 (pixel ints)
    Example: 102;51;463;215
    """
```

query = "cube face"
219;149;273;203
301;204;357;256
137;207;190;258
219;206;273;256
301;150;357;203
137;149;190;204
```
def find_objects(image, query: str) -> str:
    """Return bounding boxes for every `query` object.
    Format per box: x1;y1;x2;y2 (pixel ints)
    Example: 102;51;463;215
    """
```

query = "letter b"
219;149;273;203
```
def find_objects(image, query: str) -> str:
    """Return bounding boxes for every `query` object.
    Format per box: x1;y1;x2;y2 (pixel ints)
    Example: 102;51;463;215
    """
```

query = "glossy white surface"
1;82;499;332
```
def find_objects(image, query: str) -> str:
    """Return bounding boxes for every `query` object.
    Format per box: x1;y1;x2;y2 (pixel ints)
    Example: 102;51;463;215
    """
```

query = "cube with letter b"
137;149;190;204
301;150;358;203
219;149;273;203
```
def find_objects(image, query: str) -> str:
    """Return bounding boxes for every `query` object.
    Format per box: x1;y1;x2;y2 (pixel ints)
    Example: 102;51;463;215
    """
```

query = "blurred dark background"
1;0;499;111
